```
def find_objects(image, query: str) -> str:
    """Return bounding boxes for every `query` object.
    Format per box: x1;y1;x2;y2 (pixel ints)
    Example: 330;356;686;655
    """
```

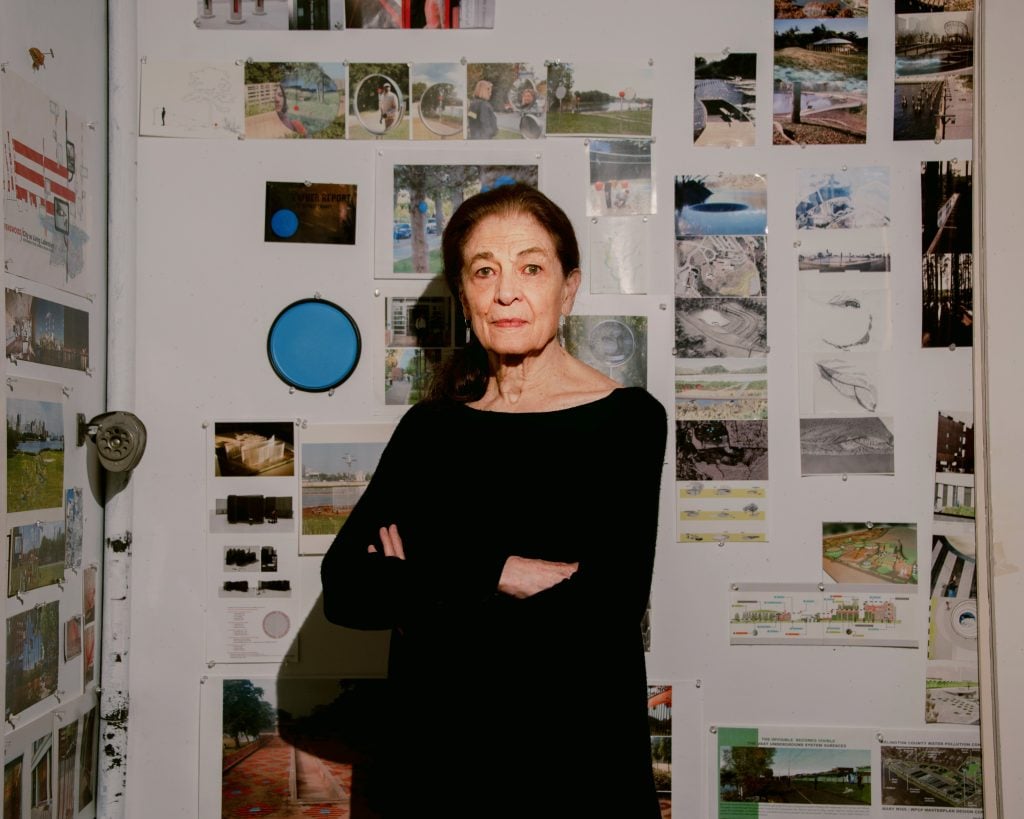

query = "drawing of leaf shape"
815;358;878;412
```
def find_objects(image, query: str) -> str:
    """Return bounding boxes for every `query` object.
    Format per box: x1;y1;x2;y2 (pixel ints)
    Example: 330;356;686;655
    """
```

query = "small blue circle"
270;209;299;238
417;200;428;213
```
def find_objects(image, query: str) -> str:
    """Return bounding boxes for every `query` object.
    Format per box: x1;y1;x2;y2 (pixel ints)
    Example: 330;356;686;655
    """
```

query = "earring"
465;319;472;344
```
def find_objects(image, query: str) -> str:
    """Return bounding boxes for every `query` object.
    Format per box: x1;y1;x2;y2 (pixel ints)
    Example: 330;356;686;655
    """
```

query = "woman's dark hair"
424;183;580;402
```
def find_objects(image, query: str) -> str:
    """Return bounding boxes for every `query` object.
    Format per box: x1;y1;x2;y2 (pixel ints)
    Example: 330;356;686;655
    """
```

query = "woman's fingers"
378;524;406;560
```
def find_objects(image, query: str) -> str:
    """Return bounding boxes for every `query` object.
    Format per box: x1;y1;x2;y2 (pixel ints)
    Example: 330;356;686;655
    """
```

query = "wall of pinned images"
119;0;991;817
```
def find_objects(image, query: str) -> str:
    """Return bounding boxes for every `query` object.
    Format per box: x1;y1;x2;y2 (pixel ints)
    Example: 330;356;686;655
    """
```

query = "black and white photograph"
676;419;769;481
675;235;766;298
797;229;891;272
562;315;647;388
675;297;768;359
799;415;894;475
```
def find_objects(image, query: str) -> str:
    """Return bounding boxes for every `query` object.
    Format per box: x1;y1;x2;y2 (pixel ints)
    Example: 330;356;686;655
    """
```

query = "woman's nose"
494;269;520;304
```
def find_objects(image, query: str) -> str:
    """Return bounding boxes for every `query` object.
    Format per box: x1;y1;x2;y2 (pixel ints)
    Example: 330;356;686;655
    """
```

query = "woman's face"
460;212;580;358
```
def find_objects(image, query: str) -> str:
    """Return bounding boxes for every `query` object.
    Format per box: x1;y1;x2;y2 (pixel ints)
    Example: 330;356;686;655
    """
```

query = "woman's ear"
561;269;582;315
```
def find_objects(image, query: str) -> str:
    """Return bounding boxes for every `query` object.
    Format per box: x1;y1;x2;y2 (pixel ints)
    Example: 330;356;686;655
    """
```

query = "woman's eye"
474;266;494;277
523;264;541;275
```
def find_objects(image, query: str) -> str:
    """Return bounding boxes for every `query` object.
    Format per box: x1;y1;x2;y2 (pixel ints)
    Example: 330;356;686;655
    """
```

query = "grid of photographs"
195;0;495;30
207;421;302;663
141;58;657;143
795;166;894;477
674;173;768;543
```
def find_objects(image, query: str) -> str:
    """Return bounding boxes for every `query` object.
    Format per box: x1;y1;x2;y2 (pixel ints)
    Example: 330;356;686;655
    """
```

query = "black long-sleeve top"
321;387;668;817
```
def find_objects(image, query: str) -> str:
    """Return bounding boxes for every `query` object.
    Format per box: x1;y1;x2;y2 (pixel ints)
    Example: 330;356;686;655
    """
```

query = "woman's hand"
498;555;578;599
368;524;405;559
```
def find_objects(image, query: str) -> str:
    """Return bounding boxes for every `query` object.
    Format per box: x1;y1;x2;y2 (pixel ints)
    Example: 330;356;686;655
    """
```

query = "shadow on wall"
220;594;391;817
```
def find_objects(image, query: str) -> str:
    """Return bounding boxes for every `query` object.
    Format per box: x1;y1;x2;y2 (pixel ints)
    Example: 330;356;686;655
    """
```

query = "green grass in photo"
302;513;349;535
7;561;64;597
393;247;442;275
546;108;653;136
7;450;64;513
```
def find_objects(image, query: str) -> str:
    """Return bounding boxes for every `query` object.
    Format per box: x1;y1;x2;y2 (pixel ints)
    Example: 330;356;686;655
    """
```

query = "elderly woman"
321;183;667;817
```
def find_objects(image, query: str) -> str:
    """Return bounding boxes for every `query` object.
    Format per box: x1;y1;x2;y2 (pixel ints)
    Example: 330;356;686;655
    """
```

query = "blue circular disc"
270;208;299;238
267;299;361;392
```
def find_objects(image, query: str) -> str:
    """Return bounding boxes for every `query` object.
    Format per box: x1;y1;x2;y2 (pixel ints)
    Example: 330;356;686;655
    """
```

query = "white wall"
127;1;998;816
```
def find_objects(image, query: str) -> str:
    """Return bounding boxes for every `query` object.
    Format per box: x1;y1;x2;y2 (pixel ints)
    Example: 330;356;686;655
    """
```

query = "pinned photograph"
675;359;767;422
676;419;768;481
562;315;647;388
881;743;981;806
894;11;974;141
775;0;868;17
675;174;767;237
799;415;894;475
799;287;891;353
348;63;410;140
214;422;295;477
545;62;654;137
6;398;64;514
675;296;768;359
823;522;918;584
345;0;401;27
677;481;768;543
896;0;973;10
588;218;650;294
83;565;97;624
7;520;66;597
694;52;756;148
5;289;90;371
384;347;447;405
211;495;294;533
411;63;465;140
219;677;388;817
587;139;654;216
389;163;539;277
5;601;59;719
79;707;98;811
935;410;974;518
56;722;77;819
921;160;972;348
773;17;868;145
648;686;672;815
83;623;95;685
139;61;243;138
244;62;346;139
264;182;356;244
809;352;882;414
797;229;890;272
675;236;766;298
196;0;346;30
64;615;83;661
720;744;871;807
2;71;92;296
385;295;453;347
65;487;83;570
4;756;23;819
467;62;546;139
796;166;890;229
300;423;394;554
